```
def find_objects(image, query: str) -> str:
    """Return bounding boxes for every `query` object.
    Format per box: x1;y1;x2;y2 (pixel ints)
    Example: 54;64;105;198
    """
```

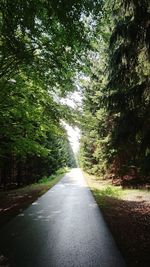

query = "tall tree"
80;0;150;183
108;0;150;177
0;0;102;187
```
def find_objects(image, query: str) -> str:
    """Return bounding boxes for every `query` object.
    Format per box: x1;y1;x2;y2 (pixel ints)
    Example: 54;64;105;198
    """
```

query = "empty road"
0;168;125;267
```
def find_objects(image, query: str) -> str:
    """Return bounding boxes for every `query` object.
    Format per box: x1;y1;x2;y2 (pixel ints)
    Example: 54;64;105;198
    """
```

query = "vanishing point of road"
0;168;126;267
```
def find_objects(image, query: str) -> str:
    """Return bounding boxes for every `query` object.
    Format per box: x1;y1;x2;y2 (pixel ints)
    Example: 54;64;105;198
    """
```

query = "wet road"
0;168;126;267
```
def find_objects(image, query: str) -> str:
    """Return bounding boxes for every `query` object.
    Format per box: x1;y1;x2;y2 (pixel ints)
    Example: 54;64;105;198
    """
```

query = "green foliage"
1;0;149;188
79;0;150;181
93;186;121;198
79;14;112;175
92;186;122;208
0;0;102;89
108;0;150;175
37;167;69;184
0;0;95;187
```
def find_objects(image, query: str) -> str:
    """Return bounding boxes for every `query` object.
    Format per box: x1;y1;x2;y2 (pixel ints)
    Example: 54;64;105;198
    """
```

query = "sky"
61;91;82;154
61;90;82;109
65;124;80;154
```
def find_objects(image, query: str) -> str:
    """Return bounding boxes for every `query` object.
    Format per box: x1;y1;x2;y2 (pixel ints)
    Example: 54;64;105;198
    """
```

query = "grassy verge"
0;167;69;229
84;171;150;267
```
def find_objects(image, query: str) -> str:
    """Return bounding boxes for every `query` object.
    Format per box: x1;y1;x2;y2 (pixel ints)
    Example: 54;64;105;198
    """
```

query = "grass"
92;185;122;198
0;167;69;228
92;186;122;207
84;171;150;204
84;171;123;206
37;168;68;184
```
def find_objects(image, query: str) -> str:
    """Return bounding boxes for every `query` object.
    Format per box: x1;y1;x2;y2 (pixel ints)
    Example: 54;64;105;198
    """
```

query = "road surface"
0;168;126;267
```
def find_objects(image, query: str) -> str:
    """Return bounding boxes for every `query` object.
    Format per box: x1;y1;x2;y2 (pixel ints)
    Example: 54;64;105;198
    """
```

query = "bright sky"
65;124;80;154
61;90;82;109
61;91;82;154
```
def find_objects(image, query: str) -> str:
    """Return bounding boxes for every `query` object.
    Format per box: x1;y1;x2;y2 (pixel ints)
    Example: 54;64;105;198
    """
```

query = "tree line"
0;0;102;189
0;0;149;189
79;0;150;186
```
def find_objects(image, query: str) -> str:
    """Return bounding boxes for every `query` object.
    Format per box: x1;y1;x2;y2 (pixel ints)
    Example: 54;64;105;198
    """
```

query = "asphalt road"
0;168;126;267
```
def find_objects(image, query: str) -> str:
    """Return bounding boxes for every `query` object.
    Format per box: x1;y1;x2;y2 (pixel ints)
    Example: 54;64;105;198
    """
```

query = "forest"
79;0;150;186
0;0;150;187
0;1;150;267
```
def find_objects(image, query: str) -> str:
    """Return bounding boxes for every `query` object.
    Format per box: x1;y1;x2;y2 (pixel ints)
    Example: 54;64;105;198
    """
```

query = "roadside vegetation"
84;172;150;267
0;168;68;228
0;1;149;265
1;1;149;189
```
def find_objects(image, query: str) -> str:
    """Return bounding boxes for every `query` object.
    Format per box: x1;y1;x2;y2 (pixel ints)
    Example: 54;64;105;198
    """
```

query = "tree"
108;0;150;177
79;0;150;184
0;0;102;188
